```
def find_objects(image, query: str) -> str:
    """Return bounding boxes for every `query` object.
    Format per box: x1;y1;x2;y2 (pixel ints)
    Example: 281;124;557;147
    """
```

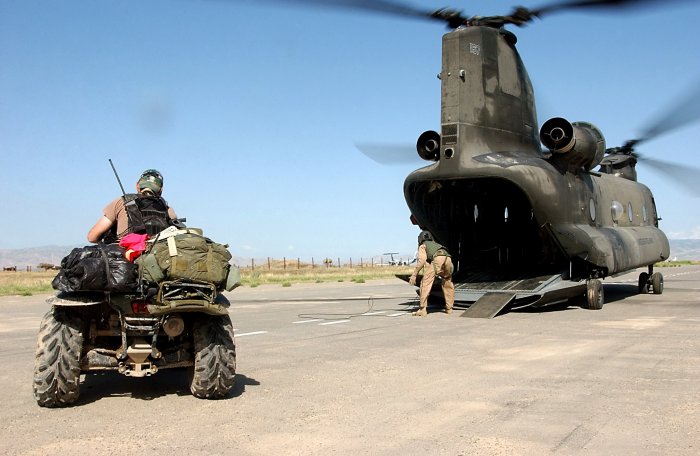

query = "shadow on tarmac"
498;283;642;317
76;370;260;405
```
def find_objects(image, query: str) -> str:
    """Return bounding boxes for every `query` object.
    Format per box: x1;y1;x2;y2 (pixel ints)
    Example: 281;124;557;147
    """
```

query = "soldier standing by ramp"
409;230;455;316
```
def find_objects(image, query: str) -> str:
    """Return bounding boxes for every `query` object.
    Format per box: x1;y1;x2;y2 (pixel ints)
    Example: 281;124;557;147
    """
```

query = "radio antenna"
108;158;127;196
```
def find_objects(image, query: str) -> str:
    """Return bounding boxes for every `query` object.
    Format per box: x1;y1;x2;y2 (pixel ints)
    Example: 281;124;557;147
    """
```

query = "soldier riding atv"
33;167;240;407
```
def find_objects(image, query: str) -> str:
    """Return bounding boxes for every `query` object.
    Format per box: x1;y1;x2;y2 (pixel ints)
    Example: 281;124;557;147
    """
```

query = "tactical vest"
123;193;171;236
424;240;450;262
103;194;171;243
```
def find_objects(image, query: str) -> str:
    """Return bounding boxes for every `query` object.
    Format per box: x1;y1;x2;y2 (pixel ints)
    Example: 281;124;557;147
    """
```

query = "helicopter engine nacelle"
416;130;440;161
540;118;606;171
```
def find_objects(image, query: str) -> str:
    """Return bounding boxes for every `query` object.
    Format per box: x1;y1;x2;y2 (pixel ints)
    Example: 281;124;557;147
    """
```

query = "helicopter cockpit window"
611;201;624;222
589;198;596;222
627;202;634;222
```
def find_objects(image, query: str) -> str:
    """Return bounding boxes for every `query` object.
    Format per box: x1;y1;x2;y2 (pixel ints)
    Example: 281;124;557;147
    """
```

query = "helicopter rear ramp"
453;270;562;302
460;292;516;319
397;270;586;316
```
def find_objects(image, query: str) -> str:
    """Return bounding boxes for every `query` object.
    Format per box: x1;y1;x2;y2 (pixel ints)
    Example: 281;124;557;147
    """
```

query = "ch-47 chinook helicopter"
355;0;700;316
263;0;700;316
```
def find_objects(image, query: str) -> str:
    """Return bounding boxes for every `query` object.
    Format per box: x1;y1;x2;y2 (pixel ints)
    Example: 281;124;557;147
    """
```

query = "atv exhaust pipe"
163;314;185;337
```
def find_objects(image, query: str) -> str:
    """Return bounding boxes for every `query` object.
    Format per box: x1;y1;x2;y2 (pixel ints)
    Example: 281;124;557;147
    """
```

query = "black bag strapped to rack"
137;227;241;291
52;244;138;292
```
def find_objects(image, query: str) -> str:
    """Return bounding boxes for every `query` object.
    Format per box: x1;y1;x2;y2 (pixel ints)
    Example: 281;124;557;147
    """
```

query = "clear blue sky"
2;0;700;261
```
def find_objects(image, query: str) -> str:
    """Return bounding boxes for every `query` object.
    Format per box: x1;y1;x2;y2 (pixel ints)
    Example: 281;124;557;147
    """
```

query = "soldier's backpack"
137;227;240;291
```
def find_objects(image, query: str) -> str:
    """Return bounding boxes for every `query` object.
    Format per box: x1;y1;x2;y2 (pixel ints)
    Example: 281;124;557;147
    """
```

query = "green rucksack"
137;227;240;291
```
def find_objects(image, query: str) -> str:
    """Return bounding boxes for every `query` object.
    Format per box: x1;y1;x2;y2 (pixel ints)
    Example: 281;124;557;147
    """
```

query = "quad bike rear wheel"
33;309;84;408
190;315;236;399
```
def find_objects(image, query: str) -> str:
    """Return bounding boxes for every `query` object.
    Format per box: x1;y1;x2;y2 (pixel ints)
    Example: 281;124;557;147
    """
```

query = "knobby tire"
190;315;236;399
33;309;83;408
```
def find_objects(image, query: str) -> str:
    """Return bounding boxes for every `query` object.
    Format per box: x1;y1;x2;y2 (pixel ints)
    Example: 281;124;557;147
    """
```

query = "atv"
32;278;237;407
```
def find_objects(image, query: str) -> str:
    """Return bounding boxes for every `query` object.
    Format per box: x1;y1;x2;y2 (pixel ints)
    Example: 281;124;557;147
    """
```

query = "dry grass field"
0;271;56;296
2;259;696;297
0;263;413;297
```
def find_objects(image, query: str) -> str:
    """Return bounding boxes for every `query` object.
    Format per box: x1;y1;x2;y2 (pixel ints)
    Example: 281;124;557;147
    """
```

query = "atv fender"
47;292;104;307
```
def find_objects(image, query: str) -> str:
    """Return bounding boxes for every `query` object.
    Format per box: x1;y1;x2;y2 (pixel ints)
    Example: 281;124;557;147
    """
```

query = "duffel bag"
137;227;239;290
52;243;138;292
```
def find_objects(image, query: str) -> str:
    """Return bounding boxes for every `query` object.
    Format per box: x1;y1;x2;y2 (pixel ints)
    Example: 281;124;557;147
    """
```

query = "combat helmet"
418;230;434;244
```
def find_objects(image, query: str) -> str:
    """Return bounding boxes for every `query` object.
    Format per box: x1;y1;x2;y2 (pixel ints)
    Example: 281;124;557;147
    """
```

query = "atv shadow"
77;370;259;405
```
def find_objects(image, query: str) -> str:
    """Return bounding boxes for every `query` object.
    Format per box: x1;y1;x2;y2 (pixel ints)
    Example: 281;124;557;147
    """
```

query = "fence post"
283;257;286;270
312;257;315;269
297;258;300;270
251;258;255;270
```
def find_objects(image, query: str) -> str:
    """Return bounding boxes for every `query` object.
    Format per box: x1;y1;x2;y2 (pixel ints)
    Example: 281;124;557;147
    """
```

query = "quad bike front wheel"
33;309;84;407
190;315;237;399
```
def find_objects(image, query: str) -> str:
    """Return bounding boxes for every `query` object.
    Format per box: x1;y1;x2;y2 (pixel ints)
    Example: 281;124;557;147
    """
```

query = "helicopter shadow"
75;370;260;406
509;283;641;315
599;283;644;304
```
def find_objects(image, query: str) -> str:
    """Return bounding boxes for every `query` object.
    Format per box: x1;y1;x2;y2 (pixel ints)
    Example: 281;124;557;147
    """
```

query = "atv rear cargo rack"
148;279;230;316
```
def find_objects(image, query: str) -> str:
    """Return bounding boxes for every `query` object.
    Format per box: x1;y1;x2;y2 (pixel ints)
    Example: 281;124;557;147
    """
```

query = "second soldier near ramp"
409;230;455;316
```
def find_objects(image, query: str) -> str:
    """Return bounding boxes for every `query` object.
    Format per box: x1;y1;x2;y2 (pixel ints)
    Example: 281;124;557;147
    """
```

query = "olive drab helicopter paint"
255;0;699;315
401;1;699;316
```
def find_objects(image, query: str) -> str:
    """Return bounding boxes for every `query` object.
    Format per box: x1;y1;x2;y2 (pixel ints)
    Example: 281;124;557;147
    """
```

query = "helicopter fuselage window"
627;202;634;223
611;201;624;223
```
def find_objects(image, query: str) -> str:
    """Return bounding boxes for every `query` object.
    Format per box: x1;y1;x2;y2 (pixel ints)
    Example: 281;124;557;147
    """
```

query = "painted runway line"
319;320;351;326
388;312;410;317
292;319;323;324
235;331;268;337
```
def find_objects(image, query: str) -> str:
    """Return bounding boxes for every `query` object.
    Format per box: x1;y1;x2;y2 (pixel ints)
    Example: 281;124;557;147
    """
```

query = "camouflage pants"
419;255;455;310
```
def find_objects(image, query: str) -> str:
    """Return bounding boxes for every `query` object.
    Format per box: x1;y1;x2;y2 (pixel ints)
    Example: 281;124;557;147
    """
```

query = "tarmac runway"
1;266;699;455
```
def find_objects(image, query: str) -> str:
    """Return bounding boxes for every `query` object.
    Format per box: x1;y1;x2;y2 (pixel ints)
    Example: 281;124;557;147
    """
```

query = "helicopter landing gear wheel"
638;272;650;294
586;279;604;310
651;272;664;295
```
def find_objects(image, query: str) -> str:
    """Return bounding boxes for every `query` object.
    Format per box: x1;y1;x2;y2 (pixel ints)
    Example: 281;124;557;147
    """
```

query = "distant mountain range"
0;246;74;270
666;239;700;261
2;239;700;269
0;245;248;270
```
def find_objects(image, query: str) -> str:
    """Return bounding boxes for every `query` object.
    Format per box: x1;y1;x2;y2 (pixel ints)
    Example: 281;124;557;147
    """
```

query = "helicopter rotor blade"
237;0;439;22
636;79;700;144
638;156;700;197
531;0;693;17
610;78;700;154
355;143;420;165
224;0;695;29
